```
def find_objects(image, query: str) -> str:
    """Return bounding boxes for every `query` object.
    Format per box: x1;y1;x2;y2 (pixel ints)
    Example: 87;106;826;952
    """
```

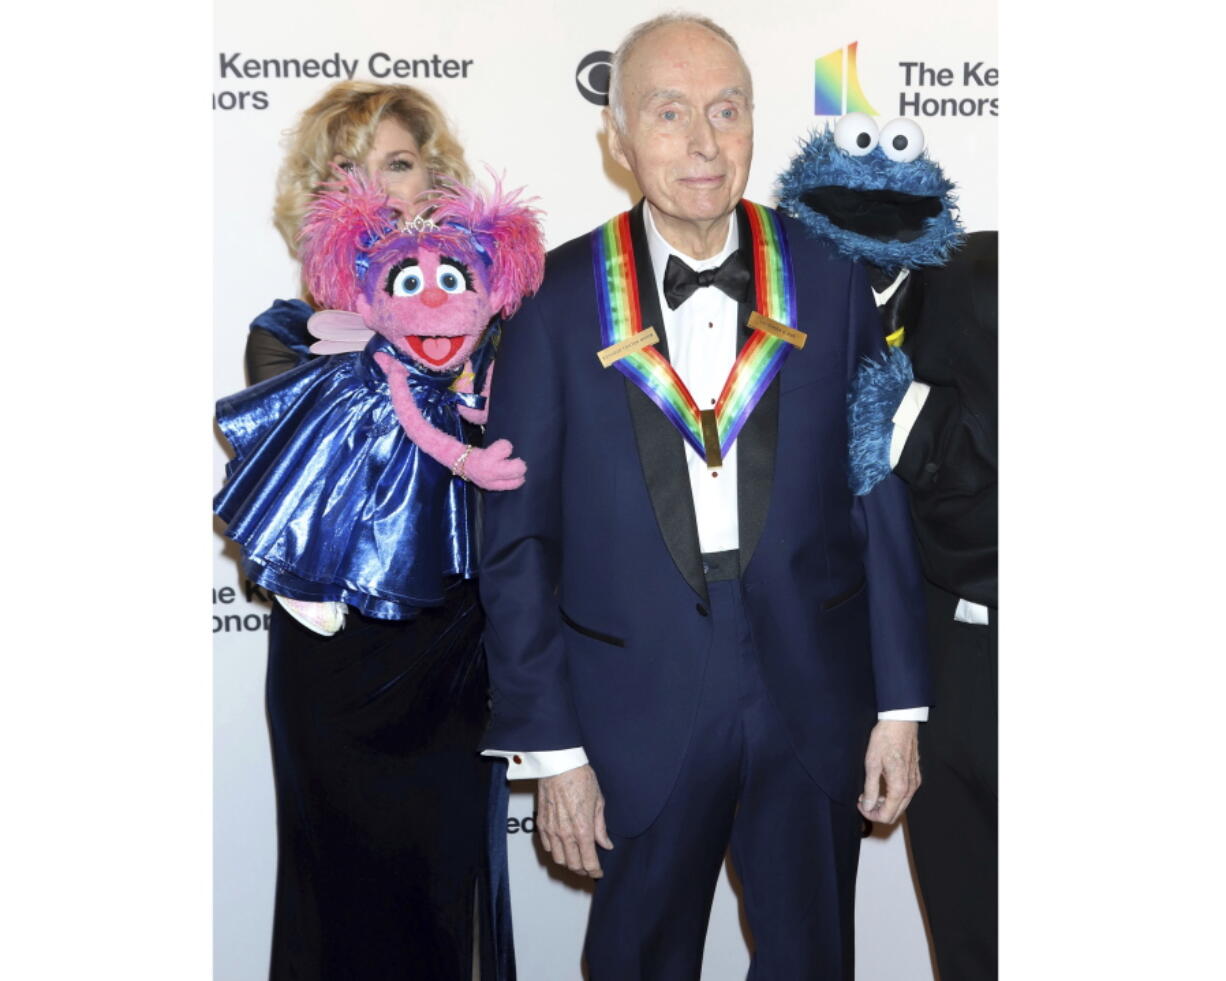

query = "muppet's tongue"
407;335;465;366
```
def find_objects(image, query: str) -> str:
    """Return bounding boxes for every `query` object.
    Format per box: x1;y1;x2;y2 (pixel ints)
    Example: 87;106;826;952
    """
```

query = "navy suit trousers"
583;580;862;980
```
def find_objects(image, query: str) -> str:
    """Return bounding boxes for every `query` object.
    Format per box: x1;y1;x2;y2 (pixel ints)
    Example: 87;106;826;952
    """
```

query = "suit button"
512;755;523;765
696;603;708;617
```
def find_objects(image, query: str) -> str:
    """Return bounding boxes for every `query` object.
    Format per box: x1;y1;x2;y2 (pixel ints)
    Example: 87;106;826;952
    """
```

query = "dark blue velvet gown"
218;305;514;981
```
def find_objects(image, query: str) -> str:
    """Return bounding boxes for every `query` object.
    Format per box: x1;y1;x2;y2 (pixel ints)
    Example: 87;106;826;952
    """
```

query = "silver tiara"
402;214;439;234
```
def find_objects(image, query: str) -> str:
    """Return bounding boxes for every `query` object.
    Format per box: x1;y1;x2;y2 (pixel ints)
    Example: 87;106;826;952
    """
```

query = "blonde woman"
245;80;471;383
233;81;514;981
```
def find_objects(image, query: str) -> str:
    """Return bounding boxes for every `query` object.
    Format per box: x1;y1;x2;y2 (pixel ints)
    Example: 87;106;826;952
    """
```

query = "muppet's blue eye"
879;118;925;163
833;113;878;156
435;262;470;294
392;266;424;296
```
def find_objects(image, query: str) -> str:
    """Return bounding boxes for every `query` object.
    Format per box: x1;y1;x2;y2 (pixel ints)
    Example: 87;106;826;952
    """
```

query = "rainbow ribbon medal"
591;201;798;467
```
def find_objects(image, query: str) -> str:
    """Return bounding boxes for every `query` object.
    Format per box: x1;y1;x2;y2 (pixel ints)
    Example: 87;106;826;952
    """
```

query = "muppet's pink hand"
374;350;522;489
456;359;492;425
372;350;407;381
461;438;526;491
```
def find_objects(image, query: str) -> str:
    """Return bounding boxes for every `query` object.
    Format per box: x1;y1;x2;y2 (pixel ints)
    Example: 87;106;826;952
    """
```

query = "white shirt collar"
643;203;739;294
871;267;911;306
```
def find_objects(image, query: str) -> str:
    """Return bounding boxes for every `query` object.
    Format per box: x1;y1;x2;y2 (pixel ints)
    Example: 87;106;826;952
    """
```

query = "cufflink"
512;755;523;765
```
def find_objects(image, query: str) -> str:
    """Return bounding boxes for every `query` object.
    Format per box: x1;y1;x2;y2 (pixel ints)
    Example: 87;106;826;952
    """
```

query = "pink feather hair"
298;170;398;311
298;168;545;317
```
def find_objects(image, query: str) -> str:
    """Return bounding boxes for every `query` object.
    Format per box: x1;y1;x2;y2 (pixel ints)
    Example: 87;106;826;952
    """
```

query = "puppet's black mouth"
799;186;941;243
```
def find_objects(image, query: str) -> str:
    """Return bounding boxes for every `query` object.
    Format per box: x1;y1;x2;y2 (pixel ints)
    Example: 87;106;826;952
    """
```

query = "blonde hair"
272;81;471;258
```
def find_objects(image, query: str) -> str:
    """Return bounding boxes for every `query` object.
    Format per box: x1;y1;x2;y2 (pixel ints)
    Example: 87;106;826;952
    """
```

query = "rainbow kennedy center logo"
814;42;878;116
814;43;999;118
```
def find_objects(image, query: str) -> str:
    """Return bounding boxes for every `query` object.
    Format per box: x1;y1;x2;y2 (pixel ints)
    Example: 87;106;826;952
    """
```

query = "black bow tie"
662;251;751;310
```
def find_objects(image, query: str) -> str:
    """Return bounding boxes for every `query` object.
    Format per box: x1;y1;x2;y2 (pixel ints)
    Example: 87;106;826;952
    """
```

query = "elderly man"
481;13;930;978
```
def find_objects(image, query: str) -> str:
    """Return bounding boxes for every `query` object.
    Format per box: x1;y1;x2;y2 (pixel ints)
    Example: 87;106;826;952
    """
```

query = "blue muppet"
778;113;1000;981
777;111;963;492
777;112;962;280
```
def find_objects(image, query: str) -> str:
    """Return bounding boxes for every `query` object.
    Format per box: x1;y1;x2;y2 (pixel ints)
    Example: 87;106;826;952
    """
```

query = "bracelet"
451;444;474;481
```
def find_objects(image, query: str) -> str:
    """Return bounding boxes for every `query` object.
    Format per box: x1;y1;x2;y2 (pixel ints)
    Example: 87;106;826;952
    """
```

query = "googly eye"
436;262;469;294
879;118;925;163
833;113;879;156
391;265;423;297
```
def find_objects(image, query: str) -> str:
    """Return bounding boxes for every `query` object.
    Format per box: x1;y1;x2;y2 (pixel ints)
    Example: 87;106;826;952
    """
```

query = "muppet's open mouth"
799;186;942;243
406;336;465;366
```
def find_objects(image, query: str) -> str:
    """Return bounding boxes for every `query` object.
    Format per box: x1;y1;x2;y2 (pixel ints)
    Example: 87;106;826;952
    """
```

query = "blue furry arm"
847;346;914;495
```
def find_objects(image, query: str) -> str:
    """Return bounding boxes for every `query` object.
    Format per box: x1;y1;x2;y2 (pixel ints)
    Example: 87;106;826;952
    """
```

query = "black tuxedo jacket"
891;231;998;607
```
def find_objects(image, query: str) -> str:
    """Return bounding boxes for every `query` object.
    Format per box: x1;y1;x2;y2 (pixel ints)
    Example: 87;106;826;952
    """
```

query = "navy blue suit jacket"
480;201;930;836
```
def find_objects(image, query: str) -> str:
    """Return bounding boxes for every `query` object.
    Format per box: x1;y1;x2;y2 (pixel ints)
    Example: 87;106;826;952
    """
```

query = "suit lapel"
734;202;779;574
623;201;708;602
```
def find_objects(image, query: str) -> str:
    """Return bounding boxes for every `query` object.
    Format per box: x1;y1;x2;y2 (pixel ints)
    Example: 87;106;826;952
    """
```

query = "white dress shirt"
644;205;742;552
487;209;926;780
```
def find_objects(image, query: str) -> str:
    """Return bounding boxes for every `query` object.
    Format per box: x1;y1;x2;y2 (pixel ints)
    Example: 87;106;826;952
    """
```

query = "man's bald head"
601;13;755;256
608;13;752;133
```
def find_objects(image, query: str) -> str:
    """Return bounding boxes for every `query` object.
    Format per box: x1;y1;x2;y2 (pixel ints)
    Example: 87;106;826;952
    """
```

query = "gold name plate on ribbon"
699;409;722;468
748;312;807;349
597;326;661;368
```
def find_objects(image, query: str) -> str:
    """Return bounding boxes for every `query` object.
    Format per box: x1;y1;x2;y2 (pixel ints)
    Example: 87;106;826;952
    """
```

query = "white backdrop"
213;2;997;977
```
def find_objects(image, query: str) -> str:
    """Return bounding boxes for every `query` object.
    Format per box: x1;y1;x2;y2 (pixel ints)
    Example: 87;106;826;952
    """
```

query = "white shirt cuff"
482;747;589;780
878;707;929;722
888;380;932;469
954;599;990;625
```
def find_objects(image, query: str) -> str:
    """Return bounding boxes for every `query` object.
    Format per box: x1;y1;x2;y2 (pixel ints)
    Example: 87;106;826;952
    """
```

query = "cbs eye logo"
575;50;611;106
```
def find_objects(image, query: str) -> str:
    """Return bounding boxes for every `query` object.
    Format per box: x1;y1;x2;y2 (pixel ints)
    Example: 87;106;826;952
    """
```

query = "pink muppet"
301;169;544;491
247;170;545;635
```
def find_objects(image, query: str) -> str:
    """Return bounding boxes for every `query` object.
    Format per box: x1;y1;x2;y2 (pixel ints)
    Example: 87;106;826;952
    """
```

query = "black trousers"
264;581;500;980
906;582;998;981
582;579;862;980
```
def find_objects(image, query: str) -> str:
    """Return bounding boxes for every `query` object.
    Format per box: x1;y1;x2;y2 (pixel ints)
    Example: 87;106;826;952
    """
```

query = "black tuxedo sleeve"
894;384;994;493
893;386;997;609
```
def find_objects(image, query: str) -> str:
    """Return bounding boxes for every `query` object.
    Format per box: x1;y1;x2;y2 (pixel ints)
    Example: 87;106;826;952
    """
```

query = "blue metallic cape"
215;333;489;620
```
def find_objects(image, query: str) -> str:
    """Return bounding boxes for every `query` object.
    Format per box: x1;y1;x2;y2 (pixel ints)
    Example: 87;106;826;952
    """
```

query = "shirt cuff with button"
483;705;927;780
481;747;589;780
888;380;932;469
878;707;929;723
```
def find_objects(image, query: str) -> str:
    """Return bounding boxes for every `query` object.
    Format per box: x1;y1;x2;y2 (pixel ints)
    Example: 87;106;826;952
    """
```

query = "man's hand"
537;764;614;877
858;720;921;824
